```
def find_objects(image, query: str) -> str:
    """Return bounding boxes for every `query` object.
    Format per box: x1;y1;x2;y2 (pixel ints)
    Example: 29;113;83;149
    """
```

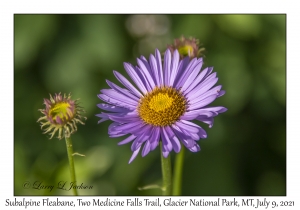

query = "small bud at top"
167;36;205;59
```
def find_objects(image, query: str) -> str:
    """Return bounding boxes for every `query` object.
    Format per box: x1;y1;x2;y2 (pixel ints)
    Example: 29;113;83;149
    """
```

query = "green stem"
65;136;78;196
160;142;172;195
172;146;185;195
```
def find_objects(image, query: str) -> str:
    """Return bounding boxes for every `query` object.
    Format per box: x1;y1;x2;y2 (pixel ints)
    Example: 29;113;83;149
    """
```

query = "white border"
2;0;299;209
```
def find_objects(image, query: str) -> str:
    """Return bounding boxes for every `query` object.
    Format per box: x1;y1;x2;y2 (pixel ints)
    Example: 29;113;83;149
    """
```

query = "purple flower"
97;49;227;163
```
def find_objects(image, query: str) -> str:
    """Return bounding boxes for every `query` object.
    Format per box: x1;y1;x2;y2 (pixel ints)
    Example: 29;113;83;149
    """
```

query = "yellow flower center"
149;93;174;111
178;45;194;57
138;87;187;126
49;102;72;122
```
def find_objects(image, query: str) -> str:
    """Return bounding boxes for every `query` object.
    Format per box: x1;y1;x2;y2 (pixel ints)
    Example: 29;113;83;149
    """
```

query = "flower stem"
172;146;185;195
160;142;172;196
65;136;78;196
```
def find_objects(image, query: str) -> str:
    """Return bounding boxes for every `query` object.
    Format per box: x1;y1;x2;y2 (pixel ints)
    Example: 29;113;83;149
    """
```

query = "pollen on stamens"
138;87;187;126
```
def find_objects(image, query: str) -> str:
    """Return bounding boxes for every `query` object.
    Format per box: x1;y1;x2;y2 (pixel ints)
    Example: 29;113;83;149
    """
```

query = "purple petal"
126;123;149;134
175;58;203;89
149;54;160;86
101;89;138;106
118;134;137;145
108;122;128;137
217;90;226;97
163;49;172;86
124;63;148;94
186;72;218;99
136;66;152;92
108;113;140;123
174;58;197;88
196;116;214;128
140;55;147;62
200;106;228;113
150;127;160;151
182;139;196;148
108;122;122;136
180;110;203;120
172;125;197;147
131;125;151;150
98;94;135;109
181;59;203;92
180;119;200;128
97;118;108;123
109;133;127;138
114;121;143;132
166;126;181;153
173;57;190;86
131;128;150;151
129;146;141;164
188;85;222;102
142;140;151;157
97;103;130;113
177;120;207;139
189;95;218;110
184;67;212;94
169;50;180;86
137;58;156;89
161;127;172;152
113;70;142;97
106;80;139;101
179;136;194;146
162;150;170;158
188;143;200;152
96;113;109;123
188;110;215;118
176;120;201;133
135;124;152;136
164;125;175;138
155;49;164;86
160;139;170;158
189;132;200;140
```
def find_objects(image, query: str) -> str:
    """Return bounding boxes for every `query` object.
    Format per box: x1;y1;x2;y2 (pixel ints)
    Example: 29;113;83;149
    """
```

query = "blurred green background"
14;14;286;196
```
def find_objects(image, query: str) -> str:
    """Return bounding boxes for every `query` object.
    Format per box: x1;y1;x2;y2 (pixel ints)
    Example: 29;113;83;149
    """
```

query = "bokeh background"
14;14;286;196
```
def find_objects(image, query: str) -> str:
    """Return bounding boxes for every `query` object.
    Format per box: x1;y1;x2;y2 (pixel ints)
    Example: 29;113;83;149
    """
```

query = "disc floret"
138;87;187;127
